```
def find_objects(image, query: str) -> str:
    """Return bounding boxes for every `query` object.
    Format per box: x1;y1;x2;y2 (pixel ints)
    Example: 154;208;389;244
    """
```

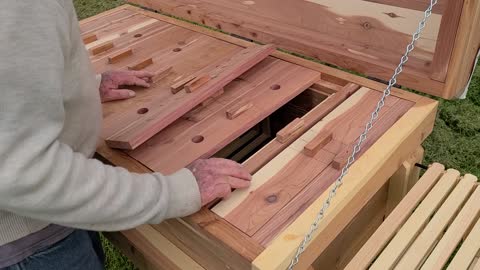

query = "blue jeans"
3;230;105;270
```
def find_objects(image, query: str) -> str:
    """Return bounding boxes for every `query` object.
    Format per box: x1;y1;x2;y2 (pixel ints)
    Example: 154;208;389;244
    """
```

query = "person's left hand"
99;70;154;103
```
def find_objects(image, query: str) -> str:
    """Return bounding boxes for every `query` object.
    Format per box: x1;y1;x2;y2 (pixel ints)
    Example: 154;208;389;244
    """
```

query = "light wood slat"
422;176;480;270
370;169;460;270
447;212;480;270
345;163;445;270
395;175;476;270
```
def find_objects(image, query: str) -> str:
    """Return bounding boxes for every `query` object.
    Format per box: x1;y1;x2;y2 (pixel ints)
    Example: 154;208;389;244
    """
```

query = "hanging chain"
287;1;438;268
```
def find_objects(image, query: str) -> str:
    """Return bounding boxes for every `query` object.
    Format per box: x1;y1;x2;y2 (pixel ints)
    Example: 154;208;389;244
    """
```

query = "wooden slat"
128;57;153;70
276;118;305;143
430;0;465;82
395;175;476;270
385;146;424;215
82;33;98;44
105;44;275;150
345;163;445;270
108;48;133;64
447;211;480;270
369;169;460;270
422;176;480;270
90;41;114;55
303;131;333;157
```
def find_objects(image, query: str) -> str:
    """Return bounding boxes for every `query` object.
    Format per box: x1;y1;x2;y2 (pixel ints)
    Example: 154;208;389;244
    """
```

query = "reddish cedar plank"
276;118;305;143
128;58;154;70
83;33;98;44
253;97;414;245
90;41;114;55
430;0;464;81
185;74;211;93
108;48;133;64
106;44;276;150
304;131;333;157
152;66;173;83
226;102;253;119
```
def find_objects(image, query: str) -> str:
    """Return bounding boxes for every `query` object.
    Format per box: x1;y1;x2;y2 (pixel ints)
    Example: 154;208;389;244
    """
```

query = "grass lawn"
74;0;480;269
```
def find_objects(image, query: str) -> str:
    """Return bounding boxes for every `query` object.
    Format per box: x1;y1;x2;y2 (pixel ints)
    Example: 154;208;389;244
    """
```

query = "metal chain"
287;1;438;268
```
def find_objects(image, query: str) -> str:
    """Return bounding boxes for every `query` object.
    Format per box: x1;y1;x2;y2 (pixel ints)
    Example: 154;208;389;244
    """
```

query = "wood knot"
251;32;258;38
265;195;278;203
384;12;401;18
362;22;372;30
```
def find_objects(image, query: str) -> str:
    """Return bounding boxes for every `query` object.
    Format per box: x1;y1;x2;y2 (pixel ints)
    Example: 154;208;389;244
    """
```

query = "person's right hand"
187;158;252;206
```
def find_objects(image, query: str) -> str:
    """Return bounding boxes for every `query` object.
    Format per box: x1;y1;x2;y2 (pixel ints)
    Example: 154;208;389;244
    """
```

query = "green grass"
74;0;480;268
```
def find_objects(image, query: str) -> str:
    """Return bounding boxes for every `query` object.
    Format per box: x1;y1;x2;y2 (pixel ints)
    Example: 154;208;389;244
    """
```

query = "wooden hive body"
81;2;479;269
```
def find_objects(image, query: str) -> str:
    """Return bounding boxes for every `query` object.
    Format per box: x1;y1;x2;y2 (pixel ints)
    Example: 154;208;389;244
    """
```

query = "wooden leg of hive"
385;146;424;216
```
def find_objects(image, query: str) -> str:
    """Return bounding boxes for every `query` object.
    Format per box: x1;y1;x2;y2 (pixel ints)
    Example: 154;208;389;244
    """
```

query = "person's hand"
187;158;252;206
99;70;154;103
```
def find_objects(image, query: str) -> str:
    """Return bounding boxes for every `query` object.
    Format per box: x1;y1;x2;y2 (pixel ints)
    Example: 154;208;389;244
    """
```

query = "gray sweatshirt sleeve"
0;1;201;231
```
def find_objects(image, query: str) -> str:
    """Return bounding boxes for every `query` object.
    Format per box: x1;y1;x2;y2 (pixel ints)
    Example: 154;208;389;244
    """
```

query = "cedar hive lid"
129;0;480;99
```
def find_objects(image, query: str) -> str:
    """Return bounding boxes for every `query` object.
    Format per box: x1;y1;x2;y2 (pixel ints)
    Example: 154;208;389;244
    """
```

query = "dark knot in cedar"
362;22;372;30
384;12;401;18
265;195;278;203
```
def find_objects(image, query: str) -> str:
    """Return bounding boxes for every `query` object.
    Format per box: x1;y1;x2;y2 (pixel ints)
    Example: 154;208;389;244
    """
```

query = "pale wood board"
447;212;480;270
370;169;460;270
345;162;445;270
422;176;480;270
385;146;424;215
395;175;475;270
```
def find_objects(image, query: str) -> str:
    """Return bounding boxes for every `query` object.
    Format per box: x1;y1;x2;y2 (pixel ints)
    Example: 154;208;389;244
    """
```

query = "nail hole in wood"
134;33;142;38
192;135;204;143
270;84;281;90
265;195;278;203
137;108;149;114
173;48;182;52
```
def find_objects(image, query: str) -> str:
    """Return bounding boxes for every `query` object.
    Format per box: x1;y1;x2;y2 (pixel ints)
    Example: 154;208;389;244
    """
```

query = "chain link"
287;1;438;268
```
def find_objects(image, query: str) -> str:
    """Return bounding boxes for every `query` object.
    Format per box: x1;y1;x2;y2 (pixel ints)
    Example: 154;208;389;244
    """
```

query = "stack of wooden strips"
347;163;480;270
